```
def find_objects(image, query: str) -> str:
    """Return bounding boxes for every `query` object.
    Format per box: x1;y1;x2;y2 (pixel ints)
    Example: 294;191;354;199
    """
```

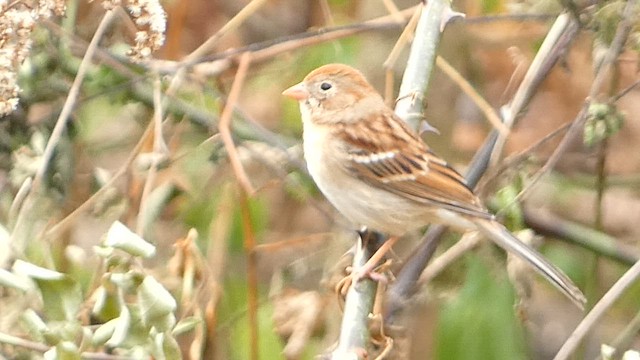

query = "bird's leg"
334;232;396;297
352;236;400;282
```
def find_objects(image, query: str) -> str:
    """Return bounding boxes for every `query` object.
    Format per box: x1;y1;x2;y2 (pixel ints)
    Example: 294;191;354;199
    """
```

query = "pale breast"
302;114;437;235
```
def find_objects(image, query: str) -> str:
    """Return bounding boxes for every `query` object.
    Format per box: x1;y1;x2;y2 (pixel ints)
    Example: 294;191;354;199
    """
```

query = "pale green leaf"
137;276;176;331
104;221;156;258
91;286;123;322
172;316;201;336
13;260;65;280
93;318;117;347
105;306;131;348
44;343;81;360
14;261;82;321
139;183;176;235
21;309;49;343
0;268;32;291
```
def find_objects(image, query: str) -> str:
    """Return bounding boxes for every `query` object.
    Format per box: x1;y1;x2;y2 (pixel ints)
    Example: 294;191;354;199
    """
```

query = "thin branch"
554;3;638;355
217;52;255;195
135;75;166;235
45;123;154;239
418;232;482;283
482;122;571;198
491;12;579;164
383;6;421;104
188;0;269;62
516;0;634;204
383;4;421;70
163;0;268;98
239;189;259;360
0;331;48;352
0;331;138;359
524;208;639;266
435;56;509;136
553;258;640;360
32;10;116;189
156;7;418;76
380;0;405;23
603;309;640;359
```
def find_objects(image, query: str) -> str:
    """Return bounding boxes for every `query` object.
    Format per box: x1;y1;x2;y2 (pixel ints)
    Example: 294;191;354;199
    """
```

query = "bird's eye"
320;82;332;91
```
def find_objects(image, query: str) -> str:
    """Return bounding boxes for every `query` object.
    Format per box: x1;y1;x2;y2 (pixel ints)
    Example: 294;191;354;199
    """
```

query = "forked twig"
217;52;255;195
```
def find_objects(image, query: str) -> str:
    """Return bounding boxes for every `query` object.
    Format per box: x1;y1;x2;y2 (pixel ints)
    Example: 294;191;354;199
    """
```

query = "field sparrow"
283;64;585;308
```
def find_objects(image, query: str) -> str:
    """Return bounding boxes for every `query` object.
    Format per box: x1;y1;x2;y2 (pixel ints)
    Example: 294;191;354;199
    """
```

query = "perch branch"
333;0;452;356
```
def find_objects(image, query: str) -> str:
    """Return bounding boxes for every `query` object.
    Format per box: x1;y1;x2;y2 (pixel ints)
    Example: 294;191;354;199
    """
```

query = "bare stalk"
32;10;116;189
553;258;640;360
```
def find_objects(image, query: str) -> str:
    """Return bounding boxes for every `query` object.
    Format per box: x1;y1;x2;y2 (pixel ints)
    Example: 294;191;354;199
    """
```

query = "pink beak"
282;83;309;101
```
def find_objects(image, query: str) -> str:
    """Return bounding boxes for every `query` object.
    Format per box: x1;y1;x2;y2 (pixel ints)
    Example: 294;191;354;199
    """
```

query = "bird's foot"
335;260;393;298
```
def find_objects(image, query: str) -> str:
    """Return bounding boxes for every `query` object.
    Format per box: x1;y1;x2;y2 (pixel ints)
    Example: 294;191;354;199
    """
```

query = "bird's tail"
473;218;586;309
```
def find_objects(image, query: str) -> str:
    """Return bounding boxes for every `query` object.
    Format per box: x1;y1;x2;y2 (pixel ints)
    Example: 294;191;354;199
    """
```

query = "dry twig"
217;52;255;195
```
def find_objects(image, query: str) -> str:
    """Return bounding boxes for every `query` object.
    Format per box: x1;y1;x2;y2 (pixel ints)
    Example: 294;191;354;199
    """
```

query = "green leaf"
13;260;65;280
108;271;145;293
91;286;123;322
151;331;182;360
93;318;118;347
105;306;131;348
601;343;640;360
0;223;10;265
228;302;286;360
584;102;624;147
138;183;177;235
44;341;81;360
162;332;182;360
0;268;32;291
493;183;524;230
137;276;177;331
435;257;527;360
13;261;82;321
172;316;202;336
21;309;49;343
104;221;156;258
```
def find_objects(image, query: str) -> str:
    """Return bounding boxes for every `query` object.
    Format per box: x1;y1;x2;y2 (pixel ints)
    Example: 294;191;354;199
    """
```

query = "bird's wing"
335;111;491;219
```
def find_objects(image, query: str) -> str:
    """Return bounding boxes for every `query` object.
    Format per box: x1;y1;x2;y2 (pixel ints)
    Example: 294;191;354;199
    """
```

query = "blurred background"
1;0;640;359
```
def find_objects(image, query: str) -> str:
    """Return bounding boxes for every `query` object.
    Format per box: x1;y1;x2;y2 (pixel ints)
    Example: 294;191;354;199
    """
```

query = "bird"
282;63;585;309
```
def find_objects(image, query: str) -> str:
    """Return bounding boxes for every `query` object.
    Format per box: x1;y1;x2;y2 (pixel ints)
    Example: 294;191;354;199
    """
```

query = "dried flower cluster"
0;0;65;116
125;0;166;63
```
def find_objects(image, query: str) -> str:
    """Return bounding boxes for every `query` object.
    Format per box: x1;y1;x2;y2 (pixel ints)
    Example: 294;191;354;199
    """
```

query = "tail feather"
473;218;586;309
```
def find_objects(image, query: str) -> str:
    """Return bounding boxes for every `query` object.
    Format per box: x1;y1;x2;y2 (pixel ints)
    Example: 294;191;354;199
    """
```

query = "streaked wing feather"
337;112;491;219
